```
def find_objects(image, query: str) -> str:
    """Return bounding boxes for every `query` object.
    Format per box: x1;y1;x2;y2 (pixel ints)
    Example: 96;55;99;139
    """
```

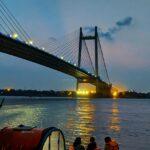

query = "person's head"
105;137;111;143
73;137;81;147
90;137;95;143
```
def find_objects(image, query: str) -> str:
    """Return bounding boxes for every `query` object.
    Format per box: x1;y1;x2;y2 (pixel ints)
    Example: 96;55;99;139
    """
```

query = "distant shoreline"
0;89;150;99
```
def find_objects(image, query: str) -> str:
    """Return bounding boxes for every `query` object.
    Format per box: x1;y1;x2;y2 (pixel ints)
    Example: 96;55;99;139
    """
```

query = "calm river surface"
0;97;150;150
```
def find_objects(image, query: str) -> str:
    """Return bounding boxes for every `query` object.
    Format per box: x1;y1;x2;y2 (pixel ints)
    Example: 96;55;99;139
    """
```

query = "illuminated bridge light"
90;90;96;94
74;63;77;66
68;61;71;63
28;40;33;45
60;56;64;60
83;79;87;82
9;34;12;38
77;89;90;96
5;88;12;92
112;91;118;98
12;32;18;39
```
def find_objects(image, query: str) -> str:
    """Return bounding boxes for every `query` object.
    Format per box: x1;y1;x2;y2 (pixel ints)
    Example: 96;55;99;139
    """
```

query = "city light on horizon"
4;87;12;92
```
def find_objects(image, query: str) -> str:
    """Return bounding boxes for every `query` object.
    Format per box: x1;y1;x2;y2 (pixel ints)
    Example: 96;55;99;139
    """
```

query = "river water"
0;97;150;150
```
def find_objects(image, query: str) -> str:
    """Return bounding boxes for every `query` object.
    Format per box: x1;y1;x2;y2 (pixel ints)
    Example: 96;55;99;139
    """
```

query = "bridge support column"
76;79;79;91
75;26;111;97
95;26;99;77
95;79;99;94
96;81;112;97
76;28;83;92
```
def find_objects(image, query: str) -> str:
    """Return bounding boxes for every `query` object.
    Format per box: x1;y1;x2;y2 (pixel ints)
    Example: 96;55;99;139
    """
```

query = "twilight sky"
0;0;150;92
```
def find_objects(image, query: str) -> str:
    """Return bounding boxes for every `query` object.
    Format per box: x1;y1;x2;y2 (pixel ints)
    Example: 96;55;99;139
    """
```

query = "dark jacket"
75;145;85;150
87;142;96;150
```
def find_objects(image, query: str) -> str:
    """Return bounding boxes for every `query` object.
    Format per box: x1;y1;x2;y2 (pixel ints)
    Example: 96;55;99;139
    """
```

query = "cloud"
100;32;113;40
102;16;133;40
116;17;132;27
83;16;133;41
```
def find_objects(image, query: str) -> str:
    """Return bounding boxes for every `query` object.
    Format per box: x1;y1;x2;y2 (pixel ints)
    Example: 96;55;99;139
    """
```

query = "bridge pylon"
76;26;111;96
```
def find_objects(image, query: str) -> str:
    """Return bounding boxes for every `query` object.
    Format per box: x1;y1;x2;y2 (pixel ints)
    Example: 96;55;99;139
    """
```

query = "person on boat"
104;137;119;150
87;137;101;150
69;137;85;150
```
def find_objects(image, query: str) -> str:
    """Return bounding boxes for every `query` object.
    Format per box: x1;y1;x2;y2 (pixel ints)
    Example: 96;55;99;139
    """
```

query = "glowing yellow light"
82;91;85;94
85;91;89;94
83;79;87;82
112;91;118;97
77;90;89;96
77;91;80;94
90;90;96;94
5;88;11;92
112;84;127;93
28;40;33;45
12;32;18;39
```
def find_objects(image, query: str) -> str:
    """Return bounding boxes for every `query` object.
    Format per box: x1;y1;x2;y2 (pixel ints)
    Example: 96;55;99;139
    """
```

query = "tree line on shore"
0;89;75;97
0;89;150;98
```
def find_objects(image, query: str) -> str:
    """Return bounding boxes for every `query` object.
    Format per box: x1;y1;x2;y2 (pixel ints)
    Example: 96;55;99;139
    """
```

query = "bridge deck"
0;33;97;82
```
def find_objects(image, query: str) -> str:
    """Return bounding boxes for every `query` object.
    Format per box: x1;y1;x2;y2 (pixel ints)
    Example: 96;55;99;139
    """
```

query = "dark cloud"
83;16;133;41
100;32;113;40
116;17;133;27
103;16;133;40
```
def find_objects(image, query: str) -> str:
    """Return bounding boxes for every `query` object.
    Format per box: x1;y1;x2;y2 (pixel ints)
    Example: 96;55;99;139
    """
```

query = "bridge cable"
98;35;111;84
0;23;9;34
46;35;78;63
0;0;32;41
0;14;13;33
0;8;22;35
83;39;95;73
80;39;95;74
42;30;80;64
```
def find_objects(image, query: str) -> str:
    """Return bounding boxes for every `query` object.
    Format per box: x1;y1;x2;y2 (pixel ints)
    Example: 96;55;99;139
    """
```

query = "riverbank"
1;89;150;98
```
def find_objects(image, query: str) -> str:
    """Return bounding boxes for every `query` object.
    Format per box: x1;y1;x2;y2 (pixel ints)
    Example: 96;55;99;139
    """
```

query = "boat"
0;124;66;150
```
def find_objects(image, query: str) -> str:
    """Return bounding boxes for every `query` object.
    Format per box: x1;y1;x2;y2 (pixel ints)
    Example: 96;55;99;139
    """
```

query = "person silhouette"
87;137;101;150
69;137;85;150
104;137;119;150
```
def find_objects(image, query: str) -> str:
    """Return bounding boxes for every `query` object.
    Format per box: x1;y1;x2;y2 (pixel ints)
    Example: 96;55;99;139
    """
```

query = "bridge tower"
77;26;111;96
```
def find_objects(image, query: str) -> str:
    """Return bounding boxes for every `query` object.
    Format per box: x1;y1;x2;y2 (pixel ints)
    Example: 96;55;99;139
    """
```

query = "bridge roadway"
0;33;99;84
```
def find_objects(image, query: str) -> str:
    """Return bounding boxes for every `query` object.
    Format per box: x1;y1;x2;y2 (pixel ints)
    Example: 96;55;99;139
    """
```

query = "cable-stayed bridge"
0;1;111;96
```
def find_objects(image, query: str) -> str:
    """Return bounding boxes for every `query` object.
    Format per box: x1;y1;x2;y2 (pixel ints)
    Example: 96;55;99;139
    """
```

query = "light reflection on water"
0;104;44;128
109;100;121;132
65;99;96;146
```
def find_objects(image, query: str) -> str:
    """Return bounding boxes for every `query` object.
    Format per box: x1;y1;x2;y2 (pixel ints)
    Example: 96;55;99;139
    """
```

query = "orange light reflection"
66;99;96;146
109;101;121;132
